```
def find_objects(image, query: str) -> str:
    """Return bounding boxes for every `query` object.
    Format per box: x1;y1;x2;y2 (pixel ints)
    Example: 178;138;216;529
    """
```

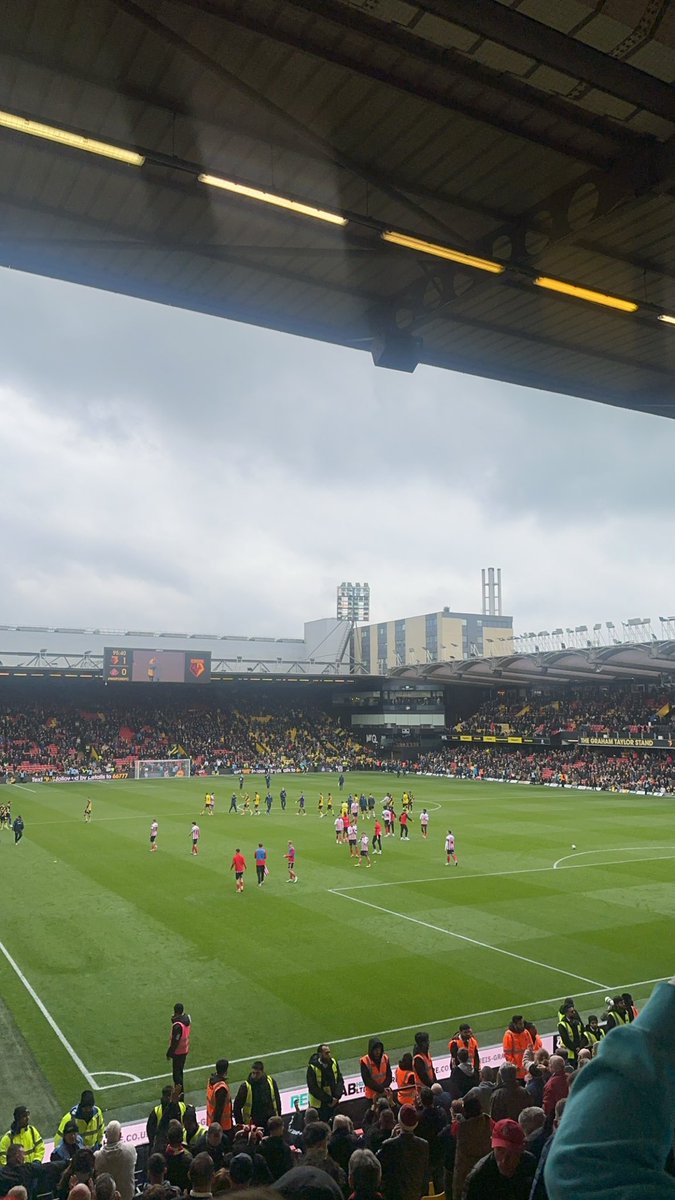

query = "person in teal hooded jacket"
545;977;675;1199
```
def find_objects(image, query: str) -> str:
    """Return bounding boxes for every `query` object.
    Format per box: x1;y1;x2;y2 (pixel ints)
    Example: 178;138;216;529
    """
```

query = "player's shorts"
150;835;156;844
360;849;368;857
348;839;357;847
235;871;244;880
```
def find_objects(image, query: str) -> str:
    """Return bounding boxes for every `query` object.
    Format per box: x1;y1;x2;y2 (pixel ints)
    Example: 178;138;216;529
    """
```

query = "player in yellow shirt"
253;793;261;816
326;793;333;814
84;799;92;823
318;794;325;818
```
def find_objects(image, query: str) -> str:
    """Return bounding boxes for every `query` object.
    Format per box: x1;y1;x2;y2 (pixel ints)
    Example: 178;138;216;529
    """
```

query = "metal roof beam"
193;0;633;166
110;0;466;242
416;299;674;381
0;41;518;233
417;0;675;121
419;347;672;420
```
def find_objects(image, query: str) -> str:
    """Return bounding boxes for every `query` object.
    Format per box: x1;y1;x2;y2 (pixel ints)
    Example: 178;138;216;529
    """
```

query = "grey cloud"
1;266;674;637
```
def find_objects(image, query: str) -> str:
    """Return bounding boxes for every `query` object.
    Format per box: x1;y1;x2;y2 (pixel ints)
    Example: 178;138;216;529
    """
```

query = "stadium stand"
1;682;674;791
451;686;673;741
418;747;675;794
0;697;375;778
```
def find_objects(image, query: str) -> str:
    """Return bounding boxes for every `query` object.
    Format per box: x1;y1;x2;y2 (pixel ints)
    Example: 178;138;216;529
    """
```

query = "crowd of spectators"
418;745;675;793
3;987;672;1200
452;686;673;740
0;699;375;777
2;685;674;788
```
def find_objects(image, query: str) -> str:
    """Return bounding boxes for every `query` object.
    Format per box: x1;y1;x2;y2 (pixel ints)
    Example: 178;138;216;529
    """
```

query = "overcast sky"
1;265;673;639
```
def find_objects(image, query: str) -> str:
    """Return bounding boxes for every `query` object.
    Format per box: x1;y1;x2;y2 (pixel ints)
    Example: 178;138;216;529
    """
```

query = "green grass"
2;772;673;1132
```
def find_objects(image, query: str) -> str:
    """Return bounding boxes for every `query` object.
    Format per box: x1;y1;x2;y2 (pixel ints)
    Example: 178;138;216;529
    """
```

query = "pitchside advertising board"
104;648;211;684
43;1036;555;1153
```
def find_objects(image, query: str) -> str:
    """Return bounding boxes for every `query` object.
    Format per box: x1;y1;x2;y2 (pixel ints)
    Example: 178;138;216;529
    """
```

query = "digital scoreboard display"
104;648;211;684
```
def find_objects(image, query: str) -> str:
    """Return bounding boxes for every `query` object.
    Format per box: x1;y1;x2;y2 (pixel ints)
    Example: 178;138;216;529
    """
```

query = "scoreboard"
104;648;211;684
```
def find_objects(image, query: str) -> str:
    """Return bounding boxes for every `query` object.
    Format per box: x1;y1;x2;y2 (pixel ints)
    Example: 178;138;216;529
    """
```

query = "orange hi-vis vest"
360;1054;391;1100
449;1035;479;1063
502;1028;533;1079
206;1078;232;1130
395;1067;417;1104
413;1051;436;1089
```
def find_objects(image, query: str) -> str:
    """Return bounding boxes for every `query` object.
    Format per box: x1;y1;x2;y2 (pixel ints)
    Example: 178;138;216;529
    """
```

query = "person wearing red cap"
463;1119;536;1198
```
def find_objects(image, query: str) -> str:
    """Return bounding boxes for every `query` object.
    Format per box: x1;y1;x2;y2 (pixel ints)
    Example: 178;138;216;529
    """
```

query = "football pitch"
2;771;673;1131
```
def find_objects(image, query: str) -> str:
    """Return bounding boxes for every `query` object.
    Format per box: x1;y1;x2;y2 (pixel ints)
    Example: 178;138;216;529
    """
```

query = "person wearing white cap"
94;1122;137;1200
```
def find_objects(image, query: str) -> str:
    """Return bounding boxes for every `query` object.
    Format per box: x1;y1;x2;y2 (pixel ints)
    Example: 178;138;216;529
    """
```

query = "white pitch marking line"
552;845;675;869
92;1070;141;1083
14;784;39;793
334;852;675;893
329;890;607;988
0;939;97;1087
24;810;213;828
93;972;670;1092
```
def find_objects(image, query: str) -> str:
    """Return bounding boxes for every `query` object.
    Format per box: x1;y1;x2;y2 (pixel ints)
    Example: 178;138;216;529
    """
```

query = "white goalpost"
134;758;191;780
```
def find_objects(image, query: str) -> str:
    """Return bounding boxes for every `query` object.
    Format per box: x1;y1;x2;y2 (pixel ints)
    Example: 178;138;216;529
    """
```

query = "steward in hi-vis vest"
449;1024;480;1074
557;1004;586;1065
307;1044;345;1122
233;1062;281;1127
167;1003;191;1089
605;997;631;1031
206;1059;233;1130
395;1054;417;1105
584;1016;605;1047
413;1031;437;1090
146;1085;187;1151
360;1038;392;1101
502;1016;534;1080
56;1091;105;1151
0;1106;44;1165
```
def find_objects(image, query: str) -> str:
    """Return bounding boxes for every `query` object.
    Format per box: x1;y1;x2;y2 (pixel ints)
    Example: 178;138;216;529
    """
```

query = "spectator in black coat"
447;1049;477;1101
414;1089;446;1193
328;1117;360;1175
258;1118;295;1182
363;1111;395;1156
164;1122;193;1193
191;1125;230;1171
377;1105;429;1200
301;1124;347;1198
525;1063;545;1108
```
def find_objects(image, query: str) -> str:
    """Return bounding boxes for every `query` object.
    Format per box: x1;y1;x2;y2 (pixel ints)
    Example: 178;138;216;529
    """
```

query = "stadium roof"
391;641;675;687
1;0;674;417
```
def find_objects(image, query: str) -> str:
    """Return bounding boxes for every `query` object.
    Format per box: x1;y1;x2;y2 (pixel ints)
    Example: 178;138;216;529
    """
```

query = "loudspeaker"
371;332;421;373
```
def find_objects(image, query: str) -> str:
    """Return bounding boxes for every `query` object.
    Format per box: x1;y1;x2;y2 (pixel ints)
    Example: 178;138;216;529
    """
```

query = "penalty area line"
0;940;97;1088
334;852;675;893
